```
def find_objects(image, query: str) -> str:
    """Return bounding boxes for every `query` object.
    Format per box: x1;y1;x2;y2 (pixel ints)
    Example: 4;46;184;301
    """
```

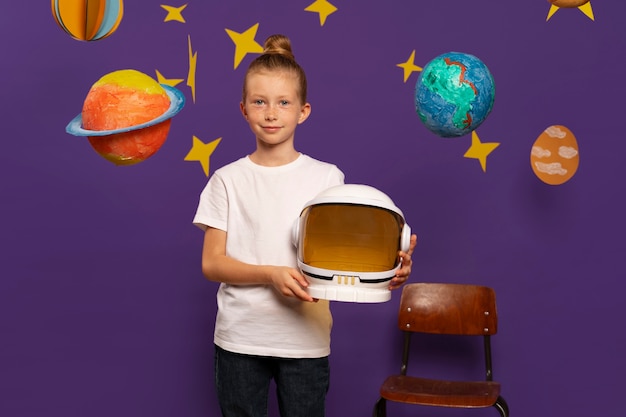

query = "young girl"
193;34;416;417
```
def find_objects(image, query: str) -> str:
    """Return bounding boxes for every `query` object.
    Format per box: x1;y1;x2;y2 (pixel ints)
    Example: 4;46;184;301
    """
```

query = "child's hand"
270;266;315;302
389;234;417;290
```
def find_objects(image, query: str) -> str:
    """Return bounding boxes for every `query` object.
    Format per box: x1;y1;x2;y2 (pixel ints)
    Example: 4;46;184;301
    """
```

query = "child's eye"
280;100;289;106
254;99;265;105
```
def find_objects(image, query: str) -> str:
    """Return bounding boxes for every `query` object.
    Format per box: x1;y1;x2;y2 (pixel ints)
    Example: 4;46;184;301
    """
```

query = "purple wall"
1;1;624;416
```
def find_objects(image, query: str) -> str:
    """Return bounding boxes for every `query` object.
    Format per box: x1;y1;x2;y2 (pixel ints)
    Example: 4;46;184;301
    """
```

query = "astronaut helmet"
292;184;412;303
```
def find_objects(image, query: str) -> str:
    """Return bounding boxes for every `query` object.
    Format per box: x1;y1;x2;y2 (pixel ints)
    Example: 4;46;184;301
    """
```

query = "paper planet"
548;0;590;7
530;125;580;185
66;69;185;165
51;0;124;41
415;51;495;138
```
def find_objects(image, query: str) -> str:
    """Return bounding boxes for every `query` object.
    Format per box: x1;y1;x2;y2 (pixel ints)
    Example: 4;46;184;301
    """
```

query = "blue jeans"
215;345;330;417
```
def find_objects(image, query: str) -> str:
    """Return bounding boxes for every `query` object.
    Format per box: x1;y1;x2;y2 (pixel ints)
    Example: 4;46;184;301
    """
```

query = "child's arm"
201;227;315;302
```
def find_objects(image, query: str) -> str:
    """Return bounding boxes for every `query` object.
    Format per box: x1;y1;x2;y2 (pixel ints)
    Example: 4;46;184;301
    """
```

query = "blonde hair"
242;34;308;104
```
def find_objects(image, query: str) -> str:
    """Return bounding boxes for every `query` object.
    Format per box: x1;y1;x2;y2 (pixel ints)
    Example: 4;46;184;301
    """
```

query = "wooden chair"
373;283;509;416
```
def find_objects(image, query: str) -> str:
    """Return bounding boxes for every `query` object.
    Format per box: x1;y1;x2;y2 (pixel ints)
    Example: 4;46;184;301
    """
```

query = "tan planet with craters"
530;125;580;185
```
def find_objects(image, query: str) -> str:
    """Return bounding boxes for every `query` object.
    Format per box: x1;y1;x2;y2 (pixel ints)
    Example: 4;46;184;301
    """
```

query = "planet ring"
65;85;186;137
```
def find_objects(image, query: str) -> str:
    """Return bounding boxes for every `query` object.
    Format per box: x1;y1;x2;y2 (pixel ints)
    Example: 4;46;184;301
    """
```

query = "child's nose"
265;108;277;121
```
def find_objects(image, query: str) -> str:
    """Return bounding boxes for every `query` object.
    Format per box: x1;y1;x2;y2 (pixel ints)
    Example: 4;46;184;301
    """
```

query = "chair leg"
373;397;387;417
493;395;509;417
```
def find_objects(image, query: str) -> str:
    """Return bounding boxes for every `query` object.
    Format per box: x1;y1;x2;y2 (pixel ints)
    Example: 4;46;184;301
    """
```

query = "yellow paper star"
184;136;222;176
547;2;594;21
396;50;423;83
155;70;184;87
187;35;198;103
546;5;559;21
161;4;187;23
578;2;595;20
225;23;264;69
463;131;500;172
305;0;338;26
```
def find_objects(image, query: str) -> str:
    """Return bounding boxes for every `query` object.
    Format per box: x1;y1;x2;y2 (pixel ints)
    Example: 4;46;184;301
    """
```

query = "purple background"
1;1;624;416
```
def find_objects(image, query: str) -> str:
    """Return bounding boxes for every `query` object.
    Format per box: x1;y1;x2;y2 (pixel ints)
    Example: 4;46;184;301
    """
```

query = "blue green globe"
415;52;495;138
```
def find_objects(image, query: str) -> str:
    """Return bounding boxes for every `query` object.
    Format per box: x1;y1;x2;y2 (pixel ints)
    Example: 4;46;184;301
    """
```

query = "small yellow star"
463;131;500;172
161;4;187;23
396;50;423;83
546;5;559;20
225;23;264;69
579;2;595;20
305;0;338;26
184;136;222;176
187;35;198;103
155;70;184;87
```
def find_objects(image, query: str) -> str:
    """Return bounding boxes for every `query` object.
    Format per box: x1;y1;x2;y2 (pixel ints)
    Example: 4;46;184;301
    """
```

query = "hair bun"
263;34;295;61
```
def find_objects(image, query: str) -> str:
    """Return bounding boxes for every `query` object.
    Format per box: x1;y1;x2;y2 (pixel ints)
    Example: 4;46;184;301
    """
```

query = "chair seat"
380;375;501;408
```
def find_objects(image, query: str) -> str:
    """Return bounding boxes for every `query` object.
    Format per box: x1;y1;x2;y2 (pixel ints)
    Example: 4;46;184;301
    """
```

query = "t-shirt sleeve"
192;172;229;232
335;166;345;186
329;165;346;187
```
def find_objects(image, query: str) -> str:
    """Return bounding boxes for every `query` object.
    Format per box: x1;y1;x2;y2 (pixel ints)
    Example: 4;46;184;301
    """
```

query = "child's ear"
298;103;312;124
240;102;248;119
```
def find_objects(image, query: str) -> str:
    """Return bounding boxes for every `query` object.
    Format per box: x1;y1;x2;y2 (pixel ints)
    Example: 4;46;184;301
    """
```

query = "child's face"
240;70;311;149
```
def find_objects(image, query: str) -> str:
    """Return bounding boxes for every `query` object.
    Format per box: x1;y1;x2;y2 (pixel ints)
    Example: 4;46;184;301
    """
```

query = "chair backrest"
398;283;498;336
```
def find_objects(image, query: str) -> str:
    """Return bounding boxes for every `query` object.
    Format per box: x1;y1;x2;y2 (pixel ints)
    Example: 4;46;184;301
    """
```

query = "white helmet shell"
293;184;412;303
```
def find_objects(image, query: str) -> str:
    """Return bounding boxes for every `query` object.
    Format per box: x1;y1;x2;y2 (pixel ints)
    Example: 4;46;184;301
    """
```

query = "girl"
193;34;416;417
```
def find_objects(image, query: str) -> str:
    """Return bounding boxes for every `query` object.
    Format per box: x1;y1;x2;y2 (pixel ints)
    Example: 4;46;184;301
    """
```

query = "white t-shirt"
193;154;345;358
